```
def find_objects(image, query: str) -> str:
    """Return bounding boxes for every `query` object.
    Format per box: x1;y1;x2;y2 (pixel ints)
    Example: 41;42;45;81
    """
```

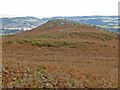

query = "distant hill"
1;16;45;28
0;16;119;34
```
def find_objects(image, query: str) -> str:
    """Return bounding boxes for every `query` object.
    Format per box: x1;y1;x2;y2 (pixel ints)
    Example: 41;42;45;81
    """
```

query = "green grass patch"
17;39;77;48
39;34;66;39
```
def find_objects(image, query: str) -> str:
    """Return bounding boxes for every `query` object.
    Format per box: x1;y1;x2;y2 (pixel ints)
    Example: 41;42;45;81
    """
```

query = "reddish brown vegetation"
2;20;118;88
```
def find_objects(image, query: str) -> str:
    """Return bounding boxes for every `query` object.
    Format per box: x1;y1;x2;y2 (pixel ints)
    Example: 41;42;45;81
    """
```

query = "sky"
0;0;119;18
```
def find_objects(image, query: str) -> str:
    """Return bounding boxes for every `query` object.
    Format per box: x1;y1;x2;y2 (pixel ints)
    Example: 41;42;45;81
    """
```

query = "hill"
1;16;119;34
1;16;43;28
2;19;118;88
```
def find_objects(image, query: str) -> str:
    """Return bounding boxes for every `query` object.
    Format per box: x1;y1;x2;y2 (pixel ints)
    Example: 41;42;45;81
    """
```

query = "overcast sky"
0;0;119;18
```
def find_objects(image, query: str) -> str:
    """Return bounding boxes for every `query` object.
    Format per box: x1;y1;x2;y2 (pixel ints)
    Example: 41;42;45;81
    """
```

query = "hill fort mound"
4;19;117;39
33;19;86;31
42;19;80;27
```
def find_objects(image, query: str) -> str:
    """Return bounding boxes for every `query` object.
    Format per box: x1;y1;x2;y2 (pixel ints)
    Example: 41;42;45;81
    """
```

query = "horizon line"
0;15;118;19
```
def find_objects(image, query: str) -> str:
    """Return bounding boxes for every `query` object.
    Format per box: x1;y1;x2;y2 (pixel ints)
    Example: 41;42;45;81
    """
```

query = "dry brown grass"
2;20;118;88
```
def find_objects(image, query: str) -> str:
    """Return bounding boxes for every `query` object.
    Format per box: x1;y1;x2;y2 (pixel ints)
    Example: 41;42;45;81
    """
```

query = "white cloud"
0;0;119;18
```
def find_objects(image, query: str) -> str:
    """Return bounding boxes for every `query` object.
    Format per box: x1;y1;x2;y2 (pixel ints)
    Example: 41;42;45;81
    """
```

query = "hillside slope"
2;20;118;88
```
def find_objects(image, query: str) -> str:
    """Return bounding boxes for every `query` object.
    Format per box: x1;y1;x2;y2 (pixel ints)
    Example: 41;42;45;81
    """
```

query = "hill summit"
39;19;80;30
